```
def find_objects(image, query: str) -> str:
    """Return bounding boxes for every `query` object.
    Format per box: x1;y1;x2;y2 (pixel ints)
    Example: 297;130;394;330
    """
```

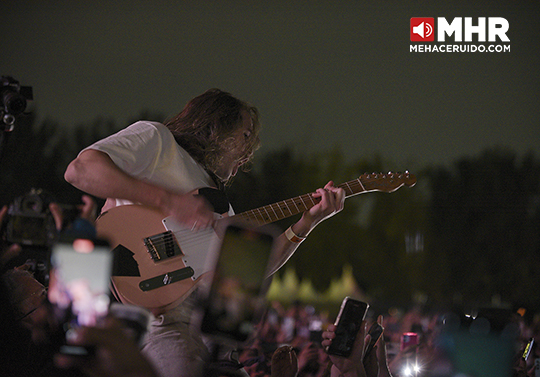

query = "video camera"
4;188;58;248
1;75;33;131
1;189;61;285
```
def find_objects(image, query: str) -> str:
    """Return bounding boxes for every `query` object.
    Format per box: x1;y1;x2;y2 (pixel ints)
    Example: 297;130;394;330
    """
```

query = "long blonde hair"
165;89;261;184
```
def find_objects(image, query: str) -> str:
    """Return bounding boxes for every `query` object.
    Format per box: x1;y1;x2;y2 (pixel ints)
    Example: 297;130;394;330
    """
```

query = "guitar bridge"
144;231;183;262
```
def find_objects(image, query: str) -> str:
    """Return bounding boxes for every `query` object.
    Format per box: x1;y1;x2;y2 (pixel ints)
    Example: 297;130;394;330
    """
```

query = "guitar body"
96;205;218;311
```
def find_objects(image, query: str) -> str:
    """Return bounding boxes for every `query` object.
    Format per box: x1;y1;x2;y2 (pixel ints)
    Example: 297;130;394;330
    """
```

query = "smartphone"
326;297;369;357
523;338;535;361
195;221;277;344
48;237;112;355
364;322;384;357
401;332;419;351
309;317;324;344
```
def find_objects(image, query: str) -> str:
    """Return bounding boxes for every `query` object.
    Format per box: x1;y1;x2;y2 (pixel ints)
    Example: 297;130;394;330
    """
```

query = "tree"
425;148;540;311
0;110;165;206
0;114;76;205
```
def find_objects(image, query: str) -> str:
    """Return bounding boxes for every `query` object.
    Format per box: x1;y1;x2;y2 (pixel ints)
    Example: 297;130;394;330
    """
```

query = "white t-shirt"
83;121;217;208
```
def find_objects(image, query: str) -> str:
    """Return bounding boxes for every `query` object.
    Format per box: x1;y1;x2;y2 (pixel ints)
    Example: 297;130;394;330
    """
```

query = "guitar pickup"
139;267;195;291
144;231;183;262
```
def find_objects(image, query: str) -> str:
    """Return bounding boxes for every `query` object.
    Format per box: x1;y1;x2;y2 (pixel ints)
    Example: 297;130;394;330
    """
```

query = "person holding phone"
322;315;393;377
64;88;346;377
1;195;158;377
53;317;160;377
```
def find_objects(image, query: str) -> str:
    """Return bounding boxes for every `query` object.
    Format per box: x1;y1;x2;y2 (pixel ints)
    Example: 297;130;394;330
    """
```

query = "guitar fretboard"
233;172;414;226
234;191;323;226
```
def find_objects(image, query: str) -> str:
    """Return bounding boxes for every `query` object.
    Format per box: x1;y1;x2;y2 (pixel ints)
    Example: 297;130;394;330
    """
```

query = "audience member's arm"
0;206;21;268
374;316;393;377
322;322;369;377
54;318;159;377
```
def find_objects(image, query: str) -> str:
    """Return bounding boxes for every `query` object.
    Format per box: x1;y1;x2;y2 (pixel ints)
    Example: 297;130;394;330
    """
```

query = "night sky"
1;0;539;171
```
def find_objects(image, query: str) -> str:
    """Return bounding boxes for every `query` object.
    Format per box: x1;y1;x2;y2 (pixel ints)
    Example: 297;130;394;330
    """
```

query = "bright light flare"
403;365;413;376
402;362;422;376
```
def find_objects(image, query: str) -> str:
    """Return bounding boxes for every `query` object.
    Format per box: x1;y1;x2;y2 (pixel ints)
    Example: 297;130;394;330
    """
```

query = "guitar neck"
233;172;415;226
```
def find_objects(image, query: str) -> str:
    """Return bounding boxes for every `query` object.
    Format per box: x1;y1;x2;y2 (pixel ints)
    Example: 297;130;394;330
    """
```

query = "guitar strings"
149;173;405;249
236;178;369;226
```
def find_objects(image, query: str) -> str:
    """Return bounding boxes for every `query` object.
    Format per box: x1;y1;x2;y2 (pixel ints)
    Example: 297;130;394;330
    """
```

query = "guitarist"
64;88;346;377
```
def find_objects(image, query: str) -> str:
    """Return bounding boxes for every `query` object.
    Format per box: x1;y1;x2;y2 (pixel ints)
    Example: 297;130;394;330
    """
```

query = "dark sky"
1;0;539;171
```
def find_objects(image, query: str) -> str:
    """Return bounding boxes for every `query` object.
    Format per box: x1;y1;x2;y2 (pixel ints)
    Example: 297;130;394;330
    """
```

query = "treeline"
1;113;539;313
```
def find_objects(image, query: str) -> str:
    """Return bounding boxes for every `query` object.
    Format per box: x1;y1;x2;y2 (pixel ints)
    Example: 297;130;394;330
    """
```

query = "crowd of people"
2;232;539;377
235;300;540;377
1;88;538;377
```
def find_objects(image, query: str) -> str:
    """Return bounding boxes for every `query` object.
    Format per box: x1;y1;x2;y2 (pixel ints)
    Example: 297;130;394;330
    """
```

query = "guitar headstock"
359;171;417;193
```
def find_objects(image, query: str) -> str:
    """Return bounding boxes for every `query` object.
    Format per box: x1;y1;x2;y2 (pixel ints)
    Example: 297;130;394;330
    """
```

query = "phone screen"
48;238;112;328
8;214;49;246
198;224;275;343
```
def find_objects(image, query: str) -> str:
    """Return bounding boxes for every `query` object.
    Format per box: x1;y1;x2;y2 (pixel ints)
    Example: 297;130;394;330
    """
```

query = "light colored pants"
141;298;209;377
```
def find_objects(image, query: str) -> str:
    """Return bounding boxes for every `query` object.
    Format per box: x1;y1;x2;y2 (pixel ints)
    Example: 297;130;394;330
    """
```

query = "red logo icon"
410;18;435;42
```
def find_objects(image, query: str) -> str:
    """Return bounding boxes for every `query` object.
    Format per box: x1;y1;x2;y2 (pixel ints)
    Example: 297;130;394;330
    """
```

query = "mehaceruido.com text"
410;44;510;53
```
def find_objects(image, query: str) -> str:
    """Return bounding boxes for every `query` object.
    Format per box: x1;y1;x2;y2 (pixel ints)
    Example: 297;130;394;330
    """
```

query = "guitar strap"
205;169;224;191
196;187;230;215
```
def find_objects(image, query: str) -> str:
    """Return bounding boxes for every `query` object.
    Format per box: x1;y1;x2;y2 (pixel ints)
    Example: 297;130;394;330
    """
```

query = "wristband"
285;226;306;244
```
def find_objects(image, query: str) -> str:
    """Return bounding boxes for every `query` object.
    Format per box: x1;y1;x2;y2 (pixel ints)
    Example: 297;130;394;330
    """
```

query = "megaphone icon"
413;22;433;38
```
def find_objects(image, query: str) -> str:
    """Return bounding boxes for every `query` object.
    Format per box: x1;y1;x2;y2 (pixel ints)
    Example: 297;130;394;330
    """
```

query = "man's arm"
64;149;215;230
267;181;345;275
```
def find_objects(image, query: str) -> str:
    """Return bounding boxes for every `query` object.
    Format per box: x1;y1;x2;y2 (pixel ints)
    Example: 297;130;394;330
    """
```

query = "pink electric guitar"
96;171;416;310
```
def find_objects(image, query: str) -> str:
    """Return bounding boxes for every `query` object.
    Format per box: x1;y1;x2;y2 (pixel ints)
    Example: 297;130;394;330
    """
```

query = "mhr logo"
410;17;510;42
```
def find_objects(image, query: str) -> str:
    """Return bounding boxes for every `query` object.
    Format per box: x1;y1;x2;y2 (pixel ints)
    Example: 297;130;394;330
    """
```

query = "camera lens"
2;90;27;116
20;194;44;213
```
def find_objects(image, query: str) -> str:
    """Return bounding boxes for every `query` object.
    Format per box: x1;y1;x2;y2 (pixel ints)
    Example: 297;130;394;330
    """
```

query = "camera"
4;188;58;248
1;75;33;130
